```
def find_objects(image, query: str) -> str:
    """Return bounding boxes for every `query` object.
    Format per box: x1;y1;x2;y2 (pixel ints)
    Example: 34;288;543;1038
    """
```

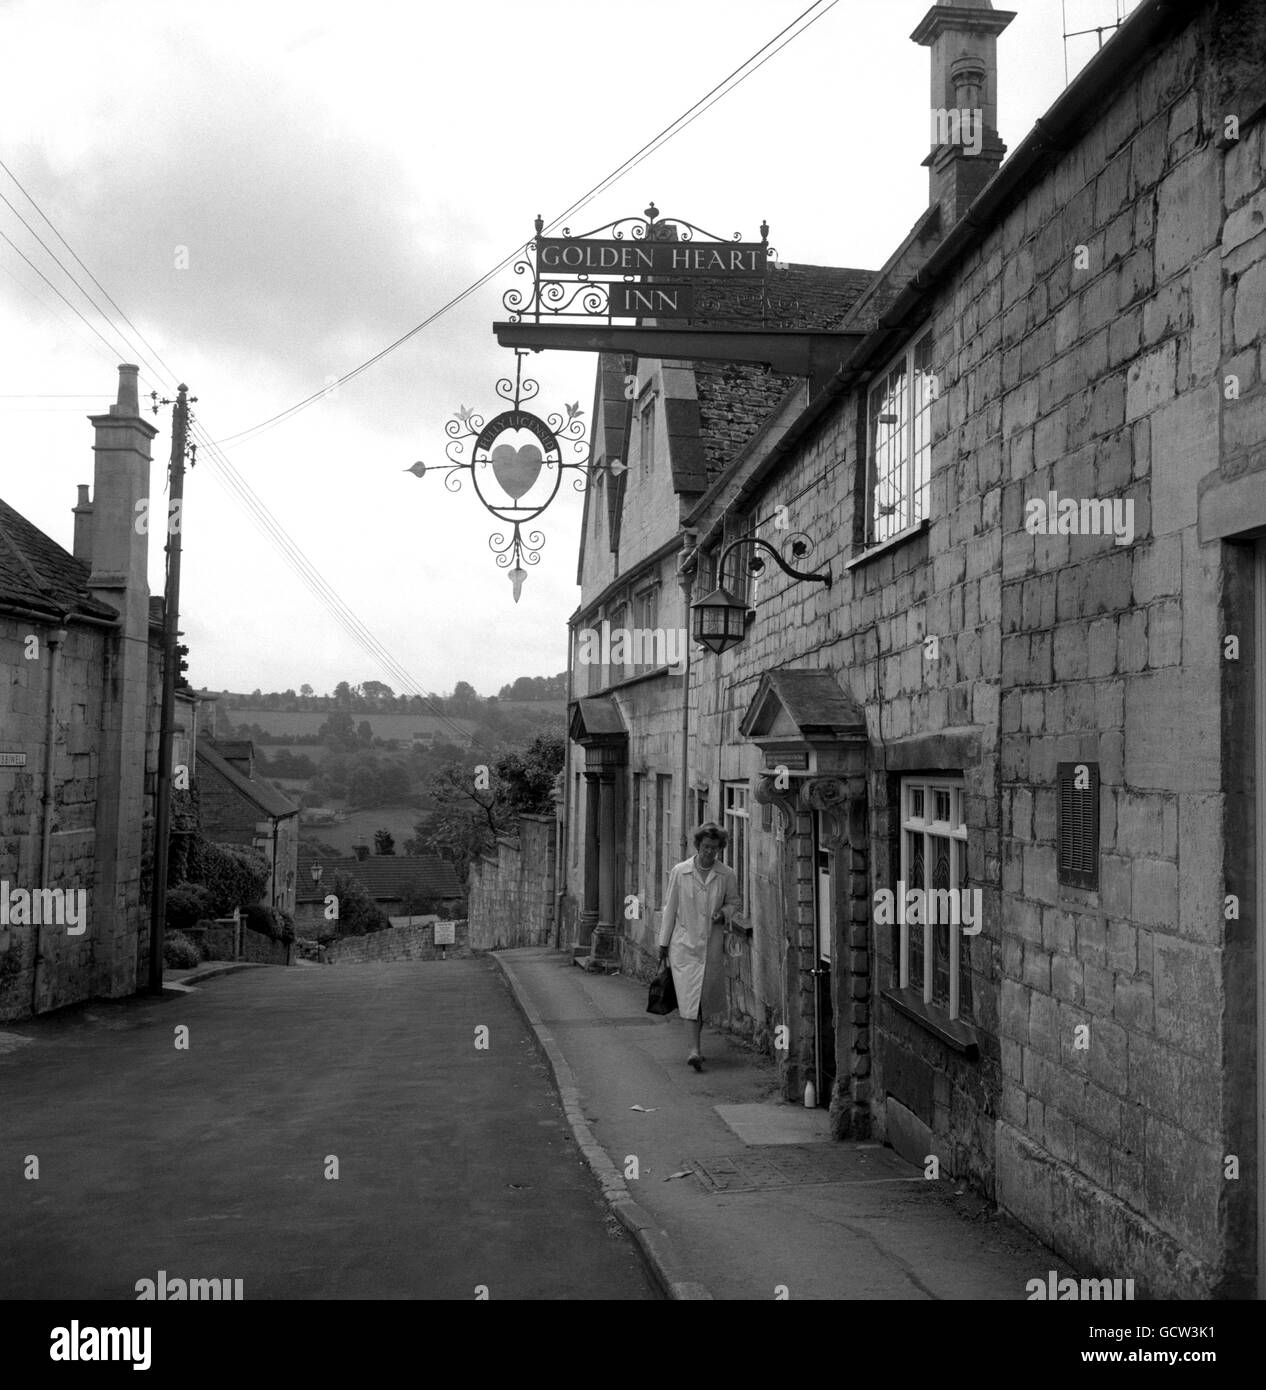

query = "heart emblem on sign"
490;443;543;501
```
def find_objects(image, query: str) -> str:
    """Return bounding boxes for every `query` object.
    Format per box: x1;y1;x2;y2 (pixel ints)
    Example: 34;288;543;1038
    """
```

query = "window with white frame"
867;330;935;546
655;774;672;903
639;385;656;474
606;601;627;689
632;584;659;674
723;783;749;906
719;515;762;608
898;776;973;1022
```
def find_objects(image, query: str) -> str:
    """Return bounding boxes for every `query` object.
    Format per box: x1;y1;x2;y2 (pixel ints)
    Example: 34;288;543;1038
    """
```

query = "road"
0;958;656;1300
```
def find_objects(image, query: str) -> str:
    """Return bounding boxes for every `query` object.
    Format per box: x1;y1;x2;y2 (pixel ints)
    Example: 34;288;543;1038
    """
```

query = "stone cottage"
196;735;300;915
0;365;162;1018
537;0;1265;1301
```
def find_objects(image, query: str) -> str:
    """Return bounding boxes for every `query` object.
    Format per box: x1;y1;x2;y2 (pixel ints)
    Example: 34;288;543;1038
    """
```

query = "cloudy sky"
0;0;1132;700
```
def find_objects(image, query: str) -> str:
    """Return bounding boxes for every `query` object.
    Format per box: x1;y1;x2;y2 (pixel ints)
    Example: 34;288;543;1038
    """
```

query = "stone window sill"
845;518;931;571
881;986;979;1059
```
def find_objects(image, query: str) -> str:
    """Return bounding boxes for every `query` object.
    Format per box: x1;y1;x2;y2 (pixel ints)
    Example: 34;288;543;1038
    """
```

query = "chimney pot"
72;484;94;563
115;364;140;416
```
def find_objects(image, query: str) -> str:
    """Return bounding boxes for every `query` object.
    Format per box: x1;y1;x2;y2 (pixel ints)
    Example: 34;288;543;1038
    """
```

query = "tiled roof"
296;851;463;903
197;735;300;820
738;668;866;740
0;497;118;622
684;263;875;483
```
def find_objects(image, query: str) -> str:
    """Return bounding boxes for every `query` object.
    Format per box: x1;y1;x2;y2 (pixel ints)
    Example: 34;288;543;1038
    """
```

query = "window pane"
911;333;934;527
906;828;924;990
932;833;951;1007
869;360;908;543
958;837;973;1022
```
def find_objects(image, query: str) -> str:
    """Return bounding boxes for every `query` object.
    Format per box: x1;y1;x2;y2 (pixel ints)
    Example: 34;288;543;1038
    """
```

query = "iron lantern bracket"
716;533;832;591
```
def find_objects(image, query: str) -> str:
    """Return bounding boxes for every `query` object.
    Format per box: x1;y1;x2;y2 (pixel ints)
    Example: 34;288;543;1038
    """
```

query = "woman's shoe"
688;1052;703;1071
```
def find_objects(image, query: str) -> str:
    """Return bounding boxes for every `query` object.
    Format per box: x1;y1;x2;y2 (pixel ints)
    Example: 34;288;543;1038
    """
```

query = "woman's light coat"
657;856;739;1021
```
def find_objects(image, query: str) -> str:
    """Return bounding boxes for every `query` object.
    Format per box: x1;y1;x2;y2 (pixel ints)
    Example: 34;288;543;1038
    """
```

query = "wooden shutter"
1057;761;1099;890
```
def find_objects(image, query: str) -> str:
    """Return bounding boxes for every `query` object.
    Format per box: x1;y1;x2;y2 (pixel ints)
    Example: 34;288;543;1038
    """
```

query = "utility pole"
149;384;194;994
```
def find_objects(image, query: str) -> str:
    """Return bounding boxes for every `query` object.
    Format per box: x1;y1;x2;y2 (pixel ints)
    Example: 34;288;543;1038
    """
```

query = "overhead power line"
213;0;838;449
0;178;479;747
0;0;838;738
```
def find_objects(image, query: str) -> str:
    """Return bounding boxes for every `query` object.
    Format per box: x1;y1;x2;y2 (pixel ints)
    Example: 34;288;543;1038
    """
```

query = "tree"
333;681;353;708
319;711;357;753
326;871;390;938
495;732;565;815
300;684;314;698
356;719;374;746
409;758;501;881
348;764;384;808
373;829;396;855
449;680;479;713
362;681;394;703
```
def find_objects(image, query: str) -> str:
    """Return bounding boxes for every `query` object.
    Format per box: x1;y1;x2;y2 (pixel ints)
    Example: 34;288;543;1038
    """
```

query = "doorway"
812;811;836;1107
1255;541;1266;1298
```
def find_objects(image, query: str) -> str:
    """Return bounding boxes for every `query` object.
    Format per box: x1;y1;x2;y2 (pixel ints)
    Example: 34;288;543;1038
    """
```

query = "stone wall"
184;921;291;966
1;619;120;1021
324;919;470;963
983;12;1253;1298
468;816;556;949
680;0;1258;1300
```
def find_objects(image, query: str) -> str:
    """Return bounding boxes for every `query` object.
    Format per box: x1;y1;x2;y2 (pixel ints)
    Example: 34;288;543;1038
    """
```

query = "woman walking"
658;822;739;1071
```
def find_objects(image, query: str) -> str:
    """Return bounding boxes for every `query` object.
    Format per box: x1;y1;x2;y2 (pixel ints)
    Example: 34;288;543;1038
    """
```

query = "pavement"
492;945;1077;1301
0;956;655;1301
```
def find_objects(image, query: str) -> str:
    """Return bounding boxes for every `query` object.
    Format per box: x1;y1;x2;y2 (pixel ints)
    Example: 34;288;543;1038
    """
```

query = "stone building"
293;849;461;931
0;365;162;1019
195;735;300;916
553;0;1266;1300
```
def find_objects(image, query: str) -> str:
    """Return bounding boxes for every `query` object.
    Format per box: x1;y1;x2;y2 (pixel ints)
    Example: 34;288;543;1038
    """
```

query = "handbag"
646;960;677;1015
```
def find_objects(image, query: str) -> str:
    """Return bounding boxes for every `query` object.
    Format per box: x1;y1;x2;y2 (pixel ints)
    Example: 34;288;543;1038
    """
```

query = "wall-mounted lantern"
691;532;831;656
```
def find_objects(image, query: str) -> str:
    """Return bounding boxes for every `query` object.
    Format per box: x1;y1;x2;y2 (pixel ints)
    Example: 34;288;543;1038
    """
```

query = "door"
1256;542;1266;1298
813;812;836;1107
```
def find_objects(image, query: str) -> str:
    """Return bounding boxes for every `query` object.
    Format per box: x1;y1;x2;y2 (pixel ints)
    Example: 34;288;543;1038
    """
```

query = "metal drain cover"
687;1145;908;1193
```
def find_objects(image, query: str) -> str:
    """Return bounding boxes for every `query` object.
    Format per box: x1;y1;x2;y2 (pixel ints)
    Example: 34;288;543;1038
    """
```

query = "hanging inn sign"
407;350;609;602
412;204;865;601
506;202;771;324
496;202;865;387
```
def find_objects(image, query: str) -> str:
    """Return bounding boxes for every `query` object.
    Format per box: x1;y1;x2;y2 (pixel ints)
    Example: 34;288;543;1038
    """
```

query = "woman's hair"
692;821;729;849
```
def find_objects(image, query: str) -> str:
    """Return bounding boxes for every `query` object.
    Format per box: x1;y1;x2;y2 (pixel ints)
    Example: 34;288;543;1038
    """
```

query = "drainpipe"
33;621;68;1014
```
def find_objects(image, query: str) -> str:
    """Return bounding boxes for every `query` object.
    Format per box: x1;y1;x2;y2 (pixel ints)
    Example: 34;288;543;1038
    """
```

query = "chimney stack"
72;483;93;563
912;1;1015;226
86;364;157;605
85;365;159;1000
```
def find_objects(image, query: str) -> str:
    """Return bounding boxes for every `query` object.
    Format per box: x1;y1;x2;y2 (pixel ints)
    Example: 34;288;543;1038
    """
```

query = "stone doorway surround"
567;696;628;968
740;668;870;1134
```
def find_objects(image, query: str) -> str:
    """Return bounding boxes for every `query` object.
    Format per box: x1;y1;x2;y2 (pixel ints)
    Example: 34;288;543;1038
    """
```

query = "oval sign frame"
472;409;563;522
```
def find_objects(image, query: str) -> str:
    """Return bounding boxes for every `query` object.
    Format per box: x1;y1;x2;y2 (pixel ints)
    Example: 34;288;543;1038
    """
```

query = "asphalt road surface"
0;958;656;1300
